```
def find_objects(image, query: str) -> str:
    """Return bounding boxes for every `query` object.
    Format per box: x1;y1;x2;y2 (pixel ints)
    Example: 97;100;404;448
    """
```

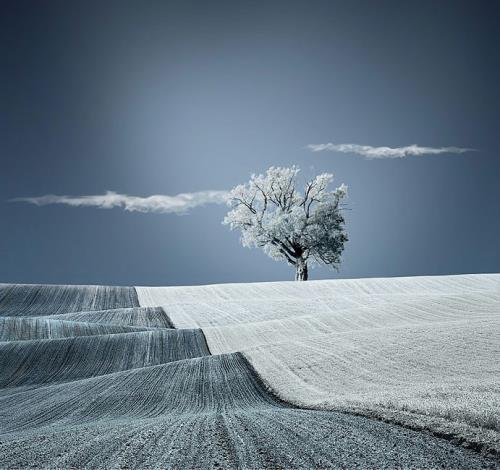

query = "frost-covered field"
137;274;500;456
0;277;498;468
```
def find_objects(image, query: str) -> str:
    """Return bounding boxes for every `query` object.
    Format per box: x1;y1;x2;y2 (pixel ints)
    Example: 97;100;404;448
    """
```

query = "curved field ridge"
0;329;210;389
0;353;494;469
0;283;139;316
49;306;174;328
243;318;500;434
0;316;153;342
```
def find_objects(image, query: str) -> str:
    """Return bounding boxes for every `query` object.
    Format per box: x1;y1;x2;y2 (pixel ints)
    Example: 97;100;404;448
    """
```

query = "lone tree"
223;166;348;281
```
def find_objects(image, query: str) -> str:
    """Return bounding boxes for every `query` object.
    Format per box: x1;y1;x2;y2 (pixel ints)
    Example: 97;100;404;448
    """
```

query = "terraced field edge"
242;350;500;461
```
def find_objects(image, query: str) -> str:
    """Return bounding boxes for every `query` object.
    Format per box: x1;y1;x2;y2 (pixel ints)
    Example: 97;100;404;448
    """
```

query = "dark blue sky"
1;0;499;286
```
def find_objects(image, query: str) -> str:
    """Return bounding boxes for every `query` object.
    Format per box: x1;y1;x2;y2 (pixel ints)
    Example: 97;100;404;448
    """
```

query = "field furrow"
0;329;210;389
0;284;139;316
45;306;174;328
0;352;494;469
0;316;154;342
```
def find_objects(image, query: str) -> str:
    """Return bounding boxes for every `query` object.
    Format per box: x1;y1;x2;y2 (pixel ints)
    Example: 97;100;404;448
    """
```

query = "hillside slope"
0;278;498;468
138;274;500;456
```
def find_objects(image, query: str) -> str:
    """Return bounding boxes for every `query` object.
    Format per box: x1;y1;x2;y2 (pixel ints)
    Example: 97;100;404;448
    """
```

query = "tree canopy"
223;166;348;280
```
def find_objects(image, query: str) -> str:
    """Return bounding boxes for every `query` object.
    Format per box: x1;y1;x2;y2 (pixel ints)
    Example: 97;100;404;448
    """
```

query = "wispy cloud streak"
307;143;476;159
10;190;229;214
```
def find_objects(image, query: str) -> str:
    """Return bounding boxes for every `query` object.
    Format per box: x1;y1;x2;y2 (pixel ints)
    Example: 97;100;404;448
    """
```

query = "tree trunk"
295;258;308;281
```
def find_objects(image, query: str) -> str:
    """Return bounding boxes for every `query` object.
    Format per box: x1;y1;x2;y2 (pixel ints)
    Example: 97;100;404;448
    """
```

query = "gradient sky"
1;0;499;286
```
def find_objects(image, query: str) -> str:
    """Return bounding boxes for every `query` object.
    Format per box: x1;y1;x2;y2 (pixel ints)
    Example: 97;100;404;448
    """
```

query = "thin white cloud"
307;143;476;159
10;190;229;214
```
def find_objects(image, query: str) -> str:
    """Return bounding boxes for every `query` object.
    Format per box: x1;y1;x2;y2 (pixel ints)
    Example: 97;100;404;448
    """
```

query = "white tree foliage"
223;166;348;280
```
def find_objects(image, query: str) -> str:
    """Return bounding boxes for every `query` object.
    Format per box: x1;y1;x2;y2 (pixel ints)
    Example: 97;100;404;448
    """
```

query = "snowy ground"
0;277;498;468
